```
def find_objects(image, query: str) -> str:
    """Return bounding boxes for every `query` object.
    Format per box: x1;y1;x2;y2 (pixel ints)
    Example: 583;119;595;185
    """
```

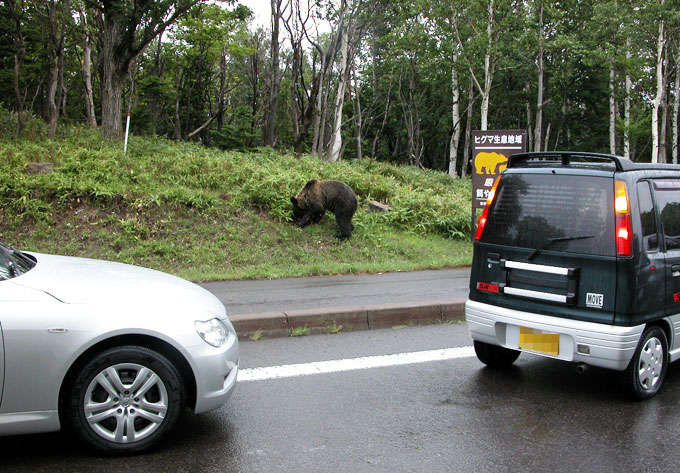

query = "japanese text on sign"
471;130;527;210
474;134;524;145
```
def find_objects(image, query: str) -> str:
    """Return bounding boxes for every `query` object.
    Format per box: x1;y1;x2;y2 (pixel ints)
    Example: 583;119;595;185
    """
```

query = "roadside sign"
471;130;527;240
472;130;527;209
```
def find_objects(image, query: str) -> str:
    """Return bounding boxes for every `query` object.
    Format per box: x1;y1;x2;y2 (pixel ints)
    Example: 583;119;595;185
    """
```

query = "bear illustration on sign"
475;152;508;174
290;179;358;241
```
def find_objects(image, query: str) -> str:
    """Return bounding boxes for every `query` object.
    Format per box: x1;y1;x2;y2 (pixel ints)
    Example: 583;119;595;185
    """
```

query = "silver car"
0;242;239;454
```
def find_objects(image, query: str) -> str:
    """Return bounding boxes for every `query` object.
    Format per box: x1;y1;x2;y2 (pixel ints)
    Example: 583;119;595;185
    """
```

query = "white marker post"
123;112;131;153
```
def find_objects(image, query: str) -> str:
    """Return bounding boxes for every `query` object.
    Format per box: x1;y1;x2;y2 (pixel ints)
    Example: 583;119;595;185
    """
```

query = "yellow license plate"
519;327;559;355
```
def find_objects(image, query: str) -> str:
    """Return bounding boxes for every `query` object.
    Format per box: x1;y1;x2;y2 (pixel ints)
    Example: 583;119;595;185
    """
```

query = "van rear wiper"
527;235;594;261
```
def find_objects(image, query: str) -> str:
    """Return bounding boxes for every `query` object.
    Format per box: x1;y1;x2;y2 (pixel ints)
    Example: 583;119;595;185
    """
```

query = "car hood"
14;252;225;317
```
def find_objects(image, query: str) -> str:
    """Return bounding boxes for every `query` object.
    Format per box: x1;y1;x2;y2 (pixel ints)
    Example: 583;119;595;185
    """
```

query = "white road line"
238;345;475;382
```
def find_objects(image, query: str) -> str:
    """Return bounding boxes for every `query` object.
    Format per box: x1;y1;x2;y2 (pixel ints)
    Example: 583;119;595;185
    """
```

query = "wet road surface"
3;323;680;472
201;268;471;314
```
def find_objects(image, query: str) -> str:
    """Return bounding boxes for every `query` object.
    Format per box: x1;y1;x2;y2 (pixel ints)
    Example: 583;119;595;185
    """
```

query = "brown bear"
290;180;358;240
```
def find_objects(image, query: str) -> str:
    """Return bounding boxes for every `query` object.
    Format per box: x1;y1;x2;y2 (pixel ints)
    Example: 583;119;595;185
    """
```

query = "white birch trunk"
481;0;495;131
651;12;665;164
660;51;670;163
353;67;363;160
534;2;544;152
448;53;461;176
525;83;533;151
673;51;679;164
461;77;474;178
327;24;350;162
311;54;326;157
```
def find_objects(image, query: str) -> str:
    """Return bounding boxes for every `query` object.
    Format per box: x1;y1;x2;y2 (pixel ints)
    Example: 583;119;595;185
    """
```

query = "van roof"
508;152;680;172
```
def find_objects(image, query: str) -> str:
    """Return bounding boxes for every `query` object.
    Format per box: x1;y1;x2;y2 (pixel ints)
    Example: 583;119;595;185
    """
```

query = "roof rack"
507;152;630;171
508;151;680;172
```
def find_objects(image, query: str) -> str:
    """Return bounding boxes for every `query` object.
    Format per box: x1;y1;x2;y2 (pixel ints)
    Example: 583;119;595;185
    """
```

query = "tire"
65;345;185;454
474;340;520;368
623;326;668;400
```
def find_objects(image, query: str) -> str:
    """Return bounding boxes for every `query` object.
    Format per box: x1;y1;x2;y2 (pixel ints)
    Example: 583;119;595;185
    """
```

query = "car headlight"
195;318;229;347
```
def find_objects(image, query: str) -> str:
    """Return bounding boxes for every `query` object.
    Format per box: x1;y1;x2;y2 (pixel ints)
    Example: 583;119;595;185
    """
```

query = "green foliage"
0;122;472;237
326;320;343;334
289;325;311;337
0;122;473;280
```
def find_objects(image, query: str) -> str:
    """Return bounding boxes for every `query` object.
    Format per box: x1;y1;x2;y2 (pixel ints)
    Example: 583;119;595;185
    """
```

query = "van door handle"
673;265;680;276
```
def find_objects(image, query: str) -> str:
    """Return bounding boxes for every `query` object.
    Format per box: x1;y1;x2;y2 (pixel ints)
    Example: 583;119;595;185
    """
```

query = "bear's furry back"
296;180;357;213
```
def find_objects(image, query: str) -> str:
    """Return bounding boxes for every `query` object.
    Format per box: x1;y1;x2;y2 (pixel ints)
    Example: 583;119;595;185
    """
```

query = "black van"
466;151;680;399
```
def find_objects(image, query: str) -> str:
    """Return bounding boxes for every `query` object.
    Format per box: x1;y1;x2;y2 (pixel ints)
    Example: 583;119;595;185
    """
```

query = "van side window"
653;180;680;251
637;181;658;252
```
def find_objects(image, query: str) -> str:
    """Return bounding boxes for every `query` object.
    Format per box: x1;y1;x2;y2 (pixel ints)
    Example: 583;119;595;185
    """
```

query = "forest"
1;0;679;175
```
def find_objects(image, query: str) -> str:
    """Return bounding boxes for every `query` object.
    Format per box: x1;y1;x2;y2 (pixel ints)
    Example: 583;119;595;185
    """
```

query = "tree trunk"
353;66;363;160
534;2;544;152
525;82;533;151
461;76;474;178
311;54;326;157
55;0;70;122
173;61;182;140
249;37;261;129
609;57;616;154
480;0;495;131
327;22;351;162
217;45;227;133
372;83;391;158
659;50;670;163
100;17;126;139
80;22;97;128
651;11;665;163
94;0;202;139
264;0;283;147
624;39;631;159
448;53;461;177
47;31;59;137
8;0;25;136
290;48;301;143
673;50;679;165
47;0;60;138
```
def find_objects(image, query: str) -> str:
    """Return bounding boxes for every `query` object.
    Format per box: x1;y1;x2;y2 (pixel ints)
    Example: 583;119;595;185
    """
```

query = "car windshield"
0;242;37;280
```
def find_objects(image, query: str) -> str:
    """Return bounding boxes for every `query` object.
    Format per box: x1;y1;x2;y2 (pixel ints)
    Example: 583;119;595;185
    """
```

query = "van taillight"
474;178;500;241
615;180;632;256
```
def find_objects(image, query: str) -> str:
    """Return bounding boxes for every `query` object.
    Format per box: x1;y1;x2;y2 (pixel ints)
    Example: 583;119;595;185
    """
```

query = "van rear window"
481;174;615;256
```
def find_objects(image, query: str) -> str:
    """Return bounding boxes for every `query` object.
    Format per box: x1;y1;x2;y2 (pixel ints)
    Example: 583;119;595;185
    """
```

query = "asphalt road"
200;268;471;314
4;323;680;472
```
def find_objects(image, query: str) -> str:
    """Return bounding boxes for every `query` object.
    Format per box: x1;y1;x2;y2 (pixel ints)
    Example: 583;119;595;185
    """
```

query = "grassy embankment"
0;124;473;281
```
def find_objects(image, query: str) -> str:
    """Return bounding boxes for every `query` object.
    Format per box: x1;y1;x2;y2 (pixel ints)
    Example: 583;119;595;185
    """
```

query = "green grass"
289;325;311;337
0;119;473;282
326;320;343;334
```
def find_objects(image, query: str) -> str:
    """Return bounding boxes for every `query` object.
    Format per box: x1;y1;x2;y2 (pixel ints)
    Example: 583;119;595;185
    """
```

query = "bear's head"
290;196;306;224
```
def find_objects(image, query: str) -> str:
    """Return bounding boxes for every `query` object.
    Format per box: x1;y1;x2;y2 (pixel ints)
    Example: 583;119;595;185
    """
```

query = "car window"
653;180;680;252
0;243;36;280
637;181;659;252
481;173;615;256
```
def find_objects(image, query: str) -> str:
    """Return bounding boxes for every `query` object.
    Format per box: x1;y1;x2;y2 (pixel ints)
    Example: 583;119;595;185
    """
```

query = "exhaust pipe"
576;363;589;374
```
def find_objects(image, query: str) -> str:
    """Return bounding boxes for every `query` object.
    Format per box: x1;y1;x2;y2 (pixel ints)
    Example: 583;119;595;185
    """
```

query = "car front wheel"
65;346;185;454
623;326;668;400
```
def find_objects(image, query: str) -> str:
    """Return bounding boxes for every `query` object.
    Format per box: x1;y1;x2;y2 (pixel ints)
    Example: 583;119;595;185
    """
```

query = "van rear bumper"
465;300;645;371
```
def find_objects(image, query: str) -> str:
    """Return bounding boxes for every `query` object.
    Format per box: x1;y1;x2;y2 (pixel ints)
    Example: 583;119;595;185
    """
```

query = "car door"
652;180;680;349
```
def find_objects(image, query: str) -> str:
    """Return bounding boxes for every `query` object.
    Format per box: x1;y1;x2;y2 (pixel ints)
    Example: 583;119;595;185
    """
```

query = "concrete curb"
230;298;467;339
